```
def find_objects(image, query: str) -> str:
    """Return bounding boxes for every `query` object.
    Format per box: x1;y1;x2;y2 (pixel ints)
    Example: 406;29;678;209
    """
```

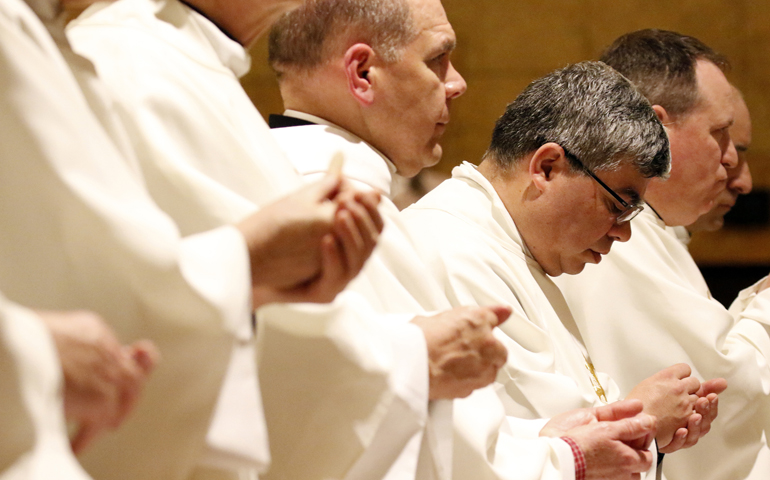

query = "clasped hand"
239;169;383;306
626;363;726;453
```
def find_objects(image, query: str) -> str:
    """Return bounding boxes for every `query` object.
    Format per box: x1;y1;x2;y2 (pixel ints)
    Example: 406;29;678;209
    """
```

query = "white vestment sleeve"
257;293;430;480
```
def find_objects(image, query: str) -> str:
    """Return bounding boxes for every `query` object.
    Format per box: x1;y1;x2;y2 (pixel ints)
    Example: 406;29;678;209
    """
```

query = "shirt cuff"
559;437;586;480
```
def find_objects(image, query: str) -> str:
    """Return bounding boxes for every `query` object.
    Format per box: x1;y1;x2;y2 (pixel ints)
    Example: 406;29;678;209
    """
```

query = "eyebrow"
434;37;456;56
619;188;642;205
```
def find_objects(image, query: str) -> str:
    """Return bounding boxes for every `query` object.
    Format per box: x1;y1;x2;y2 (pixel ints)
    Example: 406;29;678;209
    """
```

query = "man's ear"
344;43;376;105
529;143;569;191
652;105;670;124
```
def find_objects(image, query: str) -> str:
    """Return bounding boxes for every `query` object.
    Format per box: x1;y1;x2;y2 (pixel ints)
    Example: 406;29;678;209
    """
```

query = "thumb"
486;305;512;326
308;168;344;202
70;422;101;456
608;413;657;444
595;399;644;422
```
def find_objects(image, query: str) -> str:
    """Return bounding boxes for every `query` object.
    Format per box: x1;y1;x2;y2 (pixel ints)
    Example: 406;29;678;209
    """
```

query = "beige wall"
241;0;770;265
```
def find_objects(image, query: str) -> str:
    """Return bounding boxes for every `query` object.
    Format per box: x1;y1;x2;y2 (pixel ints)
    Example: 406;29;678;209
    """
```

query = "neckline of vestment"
273;110;398;197
444;162;543;270
73;0;252;78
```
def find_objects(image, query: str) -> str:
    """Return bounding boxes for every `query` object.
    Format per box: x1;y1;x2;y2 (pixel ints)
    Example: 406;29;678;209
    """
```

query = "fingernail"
640;415;654;429
694;416;702;426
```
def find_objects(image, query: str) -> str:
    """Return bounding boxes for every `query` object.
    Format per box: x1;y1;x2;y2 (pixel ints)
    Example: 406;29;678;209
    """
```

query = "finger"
625;443;655;474
594;399;644;422
667;362;693;380
693;396;710;418
480;336;508;370
638;449;655;473
658;427;688;454
110;353;145;428
333;208;372;277
682;375;701;395
354;190;384;233
335;208;365;259
707;394;719;423
328;151;345;177
681;413;704;449
70;422;102;456
697;377;728;397
608;413;657;443
486;305;512;327
309;168;344;202
342;198;380;251
310;234;346;303
129;340;161;375
693;398;714;437
114;367;147;430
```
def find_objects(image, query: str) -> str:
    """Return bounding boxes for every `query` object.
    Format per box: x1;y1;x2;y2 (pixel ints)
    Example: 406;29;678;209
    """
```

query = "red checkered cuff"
560;436;586;480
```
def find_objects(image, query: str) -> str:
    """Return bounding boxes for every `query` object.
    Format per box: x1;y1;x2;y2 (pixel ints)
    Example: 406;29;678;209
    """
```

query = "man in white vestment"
400;62;726;479
0;296;157;480
1;0;384;479
266;5;694;478
553;30;770;480
67;0;513;479
685;88;752;236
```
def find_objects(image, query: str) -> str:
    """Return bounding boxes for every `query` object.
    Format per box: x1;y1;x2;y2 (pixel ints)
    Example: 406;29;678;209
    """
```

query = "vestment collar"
450;161;540;268
275;110;397;196
172;0;250;76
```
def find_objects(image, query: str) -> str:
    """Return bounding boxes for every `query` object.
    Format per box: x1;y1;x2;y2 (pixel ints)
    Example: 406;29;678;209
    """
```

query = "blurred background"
241;0;770;305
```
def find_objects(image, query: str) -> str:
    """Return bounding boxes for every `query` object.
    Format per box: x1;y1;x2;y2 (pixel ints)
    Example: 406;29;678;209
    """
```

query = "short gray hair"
268;0;416;76
484;61;670;179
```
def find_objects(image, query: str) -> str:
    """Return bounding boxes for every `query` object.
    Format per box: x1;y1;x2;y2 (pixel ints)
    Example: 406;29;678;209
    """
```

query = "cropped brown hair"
269;0;416;76
600;29;729;118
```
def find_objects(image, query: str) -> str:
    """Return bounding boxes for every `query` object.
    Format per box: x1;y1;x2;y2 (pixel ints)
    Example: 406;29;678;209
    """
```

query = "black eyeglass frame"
560;147;645;225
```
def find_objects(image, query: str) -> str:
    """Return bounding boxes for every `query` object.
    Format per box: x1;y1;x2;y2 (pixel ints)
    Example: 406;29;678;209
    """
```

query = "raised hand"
657;376;726;453
38;310;159;454
240;169;383;306
625;363;701;448
412;305;510;399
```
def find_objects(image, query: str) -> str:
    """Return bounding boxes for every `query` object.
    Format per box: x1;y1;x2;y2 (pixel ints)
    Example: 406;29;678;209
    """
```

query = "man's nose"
446;62;467;100
608;220;632;243
728;159;752;195
721;138;739;170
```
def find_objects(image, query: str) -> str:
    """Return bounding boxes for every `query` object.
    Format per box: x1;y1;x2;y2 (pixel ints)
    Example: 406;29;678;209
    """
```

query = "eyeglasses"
561;147;644;225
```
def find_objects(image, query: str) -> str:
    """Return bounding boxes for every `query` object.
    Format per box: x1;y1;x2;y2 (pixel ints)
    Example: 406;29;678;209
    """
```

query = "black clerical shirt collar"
268;114;316;129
